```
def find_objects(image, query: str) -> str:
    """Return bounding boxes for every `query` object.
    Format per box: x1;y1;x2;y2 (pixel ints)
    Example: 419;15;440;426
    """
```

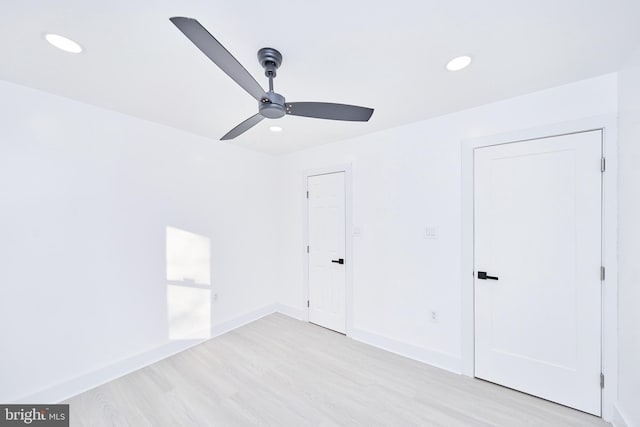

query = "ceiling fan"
169;17;374;140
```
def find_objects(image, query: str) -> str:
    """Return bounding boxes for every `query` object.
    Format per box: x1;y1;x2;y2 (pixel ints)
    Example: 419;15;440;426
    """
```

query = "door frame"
461;115;618;421
302;164;354;336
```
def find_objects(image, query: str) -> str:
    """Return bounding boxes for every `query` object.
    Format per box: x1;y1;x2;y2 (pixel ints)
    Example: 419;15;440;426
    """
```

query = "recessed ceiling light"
446;55;472;71
269;126;283;132
45;34;83;53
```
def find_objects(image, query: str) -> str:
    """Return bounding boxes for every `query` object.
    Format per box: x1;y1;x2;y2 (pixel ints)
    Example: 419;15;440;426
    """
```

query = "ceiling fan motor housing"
259;91;286;119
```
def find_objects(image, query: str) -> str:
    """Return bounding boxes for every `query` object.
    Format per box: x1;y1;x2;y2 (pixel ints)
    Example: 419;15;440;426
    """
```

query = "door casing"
461;115;618;421
303;164;354;336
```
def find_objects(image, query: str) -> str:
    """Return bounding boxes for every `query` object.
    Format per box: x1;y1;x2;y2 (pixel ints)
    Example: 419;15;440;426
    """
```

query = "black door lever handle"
477;271;498;280
331;258;344;265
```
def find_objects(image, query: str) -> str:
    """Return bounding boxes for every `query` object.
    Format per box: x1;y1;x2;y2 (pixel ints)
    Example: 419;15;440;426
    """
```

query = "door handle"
477;271;498;280
331;258;344;265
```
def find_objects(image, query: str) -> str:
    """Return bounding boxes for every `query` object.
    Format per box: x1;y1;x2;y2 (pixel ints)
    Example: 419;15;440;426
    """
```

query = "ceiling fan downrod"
258;47;282;93
257;47;286;118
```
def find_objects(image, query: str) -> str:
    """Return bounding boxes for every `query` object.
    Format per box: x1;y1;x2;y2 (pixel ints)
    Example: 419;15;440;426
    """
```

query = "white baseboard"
274;303;305;320
16;338;208;405
273;305;462;374
612;403;633;427
349;328;462;374
15;304;280;404
15;305;462;405
211;304;279;336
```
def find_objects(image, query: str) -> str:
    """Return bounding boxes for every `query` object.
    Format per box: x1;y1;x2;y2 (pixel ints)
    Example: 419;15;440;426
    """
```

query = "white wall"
616;52;640;427
0;81;280;402
277;74;618;370
0;71;626;410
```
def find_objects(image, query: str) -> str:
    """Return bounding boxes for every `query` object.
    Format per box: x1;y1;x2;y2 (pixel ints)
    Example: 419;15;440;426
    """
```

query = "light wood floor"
66;314;609;426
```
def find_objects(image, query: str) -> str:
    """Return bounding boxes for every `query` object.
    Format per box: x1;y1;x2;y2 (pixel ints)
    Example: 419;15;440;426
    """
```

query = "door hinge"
307;300;310;308
306;191;309;198
601;266;605;281
307;245;309;253
601;157;606;172
600;373;605;388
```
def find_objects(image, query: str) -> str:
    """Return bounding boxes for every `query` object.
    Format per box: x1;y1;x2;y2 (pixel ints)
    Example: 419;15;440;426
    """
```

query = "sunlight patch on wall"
166;226;210;284
166;285;211;340
166;226;211;340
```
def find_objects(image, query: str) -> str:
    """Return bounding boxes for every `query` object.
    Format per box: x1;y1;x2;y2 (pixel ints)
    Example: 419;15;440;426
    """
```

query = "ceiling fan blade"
170;17;267;101
286;102;374;121
221;114;264;140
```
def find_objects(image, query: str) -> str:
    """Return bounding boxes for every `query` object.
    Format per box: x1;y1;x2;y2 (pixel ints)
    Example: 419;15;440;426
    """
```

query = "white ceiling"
2;1;639;154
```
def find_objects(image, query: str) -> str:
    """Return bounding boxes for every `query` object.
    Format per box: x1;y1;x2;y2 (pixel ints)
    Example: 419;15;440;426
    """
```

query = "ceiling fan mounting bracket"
257;47;283;78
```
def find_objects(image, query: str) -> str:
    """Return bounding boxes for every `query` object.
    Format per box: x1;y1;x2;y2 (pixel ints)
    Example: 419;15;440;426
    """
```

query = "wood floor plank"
65;314;610;426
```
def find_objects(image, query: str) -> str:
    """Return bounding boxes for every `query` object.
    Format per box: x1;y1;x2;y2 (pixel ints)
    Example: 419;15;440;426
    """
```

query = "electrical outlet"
430;310;438;323
213;293;218;302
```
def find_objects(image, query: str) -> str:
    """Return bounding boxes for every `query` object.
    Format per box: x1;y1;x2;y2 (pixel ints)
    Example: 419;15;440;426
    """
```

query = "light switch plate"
424;226;438;239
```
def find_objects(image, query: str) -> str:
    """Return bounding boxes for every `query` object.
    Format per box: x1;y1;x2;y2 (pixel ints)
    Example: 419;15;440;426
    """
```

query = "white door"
474;131;602;415
308;172;346;333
